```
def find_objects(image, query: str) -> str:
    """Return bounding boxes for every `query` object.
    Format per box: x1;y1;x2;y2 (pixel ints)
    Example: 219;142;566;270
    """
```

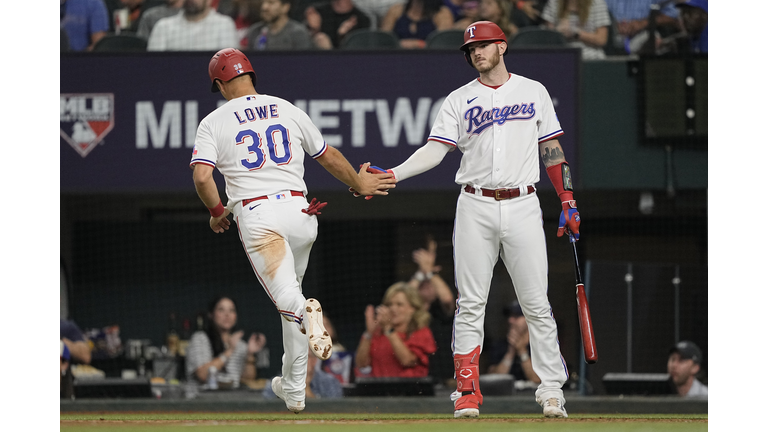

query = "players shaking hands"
348;164;397;199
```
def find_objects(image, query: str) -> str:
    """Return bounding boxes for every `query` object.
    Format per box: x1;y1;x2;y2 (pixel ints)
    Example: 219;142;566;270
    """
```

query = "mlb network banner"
60;51;579;193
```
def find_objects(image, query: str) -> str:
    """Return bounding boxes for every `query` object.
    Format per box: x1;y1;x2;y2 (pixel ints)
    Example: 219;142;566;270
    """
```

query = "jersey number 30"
236;124;292;170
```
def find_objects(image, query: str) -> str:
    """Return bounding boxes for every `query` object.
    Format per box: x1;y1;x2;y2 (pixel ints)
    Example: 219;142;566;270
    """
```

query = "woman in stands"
186;296;267;388
478;0;519;38
355;282;437;377
541;0;611;59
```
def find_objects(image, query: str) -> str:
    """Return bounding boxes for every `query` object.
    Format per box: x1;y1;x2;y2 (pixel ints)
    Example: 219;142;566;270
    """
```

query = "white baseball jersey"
427;73;569;408
427;73;563;189
190;93;329;404
190;94;328;205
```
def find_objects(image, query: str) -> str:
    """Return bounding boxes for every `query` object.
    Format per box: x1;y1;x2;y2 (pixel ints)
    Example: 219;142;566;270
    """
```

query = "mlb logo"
234;63;243;74
60;93;115;158
275;193;286;200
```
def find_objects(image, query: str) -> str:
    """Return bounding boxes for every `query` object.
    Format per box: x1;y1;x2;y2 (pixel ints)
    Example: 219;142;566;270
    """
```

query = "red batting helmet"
208;48;256;93
459;21;508;67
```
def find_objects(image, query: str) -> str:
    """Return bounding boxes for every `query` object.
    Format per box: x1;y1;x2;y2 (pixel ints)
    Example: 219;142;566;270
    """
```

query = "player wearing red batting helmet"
191;48;395;414
208;48;257;93
459;21;508;67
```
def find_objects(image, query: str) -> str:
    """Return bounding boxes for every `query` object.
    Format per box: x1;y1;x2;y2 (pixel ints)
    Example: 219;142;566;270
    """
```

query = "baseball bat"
569;234;598;364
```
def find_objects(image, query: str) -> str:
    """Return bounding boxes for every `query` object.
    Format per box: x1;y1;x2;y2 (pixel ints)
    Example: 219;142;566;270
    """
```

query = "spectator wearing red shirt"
355;282;436;377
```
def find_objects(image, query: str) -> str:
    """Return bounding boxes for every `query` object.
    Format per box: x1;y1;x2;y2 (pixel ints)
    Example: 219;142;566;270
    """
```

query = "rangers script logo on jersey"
464;102;536;136
60;93;115;158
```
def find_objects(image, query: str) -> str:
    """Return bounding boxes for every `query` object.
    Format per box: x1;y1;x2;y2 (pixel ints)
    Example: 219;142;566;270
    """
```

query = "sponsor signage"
60;51;579;192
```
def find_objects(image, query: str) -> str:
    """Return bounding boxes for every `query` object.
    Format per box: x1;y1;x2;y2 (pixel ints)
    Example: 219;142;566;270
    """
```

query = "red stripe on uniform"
428;138;457;147
539;131;564;143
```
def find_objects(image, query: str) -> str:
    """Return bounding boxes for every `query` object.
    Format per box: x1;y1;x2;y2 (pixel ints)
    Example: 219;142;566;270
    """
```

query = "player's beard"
474;48;501;74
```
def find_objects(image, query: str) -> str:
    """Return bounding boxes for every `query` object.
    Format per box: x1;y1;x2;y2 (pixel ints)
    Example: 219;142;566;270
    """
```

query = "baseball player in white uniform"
190;48;395;413
363;22;580;418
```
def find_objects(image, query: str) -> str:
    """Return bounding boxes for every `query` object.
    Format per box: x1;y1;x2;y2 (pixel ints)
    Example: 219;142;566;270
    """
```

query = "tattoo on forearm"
541;146;564;166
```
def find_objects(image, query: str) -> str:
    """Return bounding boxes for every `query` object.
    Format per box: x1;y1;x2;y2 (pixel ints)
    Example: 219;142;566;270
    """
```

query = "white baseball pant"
452;189;569;401
232;191;317;402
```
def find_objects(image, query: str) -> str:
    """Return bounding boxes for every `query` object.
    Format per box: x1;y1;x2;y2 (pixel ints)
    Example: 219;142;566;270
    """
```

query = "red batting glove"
301;198;328;216
557;200;580;240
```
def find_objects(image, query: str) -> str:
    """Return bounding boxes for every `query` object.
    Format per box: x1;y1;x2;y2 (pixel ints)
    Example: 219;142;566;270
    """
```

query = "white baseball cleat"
271;376;304;413
451;390;480;418
542;397;568;418
304;298;332;360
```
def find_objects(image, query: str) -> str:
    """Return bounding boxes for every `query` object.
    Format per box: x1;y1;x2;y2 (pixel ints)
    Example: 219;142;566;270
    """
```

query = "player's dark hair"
206;296;239;357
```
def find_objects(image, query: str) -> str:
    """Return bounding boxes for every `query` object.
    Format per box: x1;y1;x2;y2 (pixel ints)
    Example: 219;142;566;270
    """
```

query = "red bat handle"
576;283;598;364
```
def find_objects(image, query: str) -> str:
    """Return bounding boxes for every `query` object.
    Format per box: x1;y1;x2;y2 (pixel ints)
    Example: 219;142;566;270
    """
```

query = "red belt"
242;190;304;206
464;185;535;200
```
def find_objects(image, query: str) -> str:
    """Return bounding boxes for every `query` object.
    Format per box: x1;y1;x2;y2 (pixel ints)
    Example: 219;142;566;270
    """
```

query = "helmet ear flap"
464;50;473;68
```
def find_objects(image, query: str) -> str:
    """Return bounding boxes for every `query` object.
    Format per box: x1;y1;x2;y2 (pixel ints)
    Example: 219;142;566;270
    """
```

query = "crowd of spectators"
62;0;707;55
61;238;708;399
59;245;709;403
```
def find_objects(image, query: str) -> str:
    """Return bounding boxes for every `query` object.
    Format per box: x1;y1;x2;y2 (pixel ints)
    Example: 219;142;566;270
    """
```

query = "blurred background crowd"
61;0;707;55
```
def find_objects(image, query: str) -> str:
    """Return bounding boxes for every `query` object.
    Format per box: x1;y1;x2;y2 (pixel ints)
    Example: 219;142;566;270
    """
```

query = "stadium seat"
61;28;71;52
605;11;626;56
340;29;400;50
509;27;568;47
425;29;465;50
93;34;148;52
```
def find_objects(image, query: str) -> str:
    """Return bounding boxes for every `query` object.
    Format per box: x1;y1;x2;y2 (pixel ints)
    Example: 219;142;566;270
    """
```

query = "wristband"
218;353;229;364
414;271;434;282
414;271;426;282
384;328;395;336
362;331;372;340
208;201;225;218
518;351;530;362
546;162;574;204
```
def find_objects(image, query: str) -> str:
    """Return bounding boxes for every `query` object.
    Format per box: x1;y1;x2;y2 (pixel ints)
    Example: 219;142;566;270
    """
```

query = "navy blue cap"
676;0;707;13
669;340;703;364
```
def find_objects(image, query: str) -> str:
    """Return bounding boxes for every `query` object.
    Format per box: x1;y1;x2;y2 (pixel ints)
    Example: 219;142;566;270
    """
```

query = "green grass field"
61;413;708;432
